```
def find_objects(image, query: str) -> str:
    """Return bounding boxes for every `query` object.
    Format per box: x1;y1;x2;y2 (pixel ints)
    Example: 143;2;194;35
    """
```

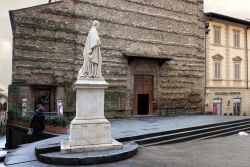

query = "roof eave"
9;10;14;33
205;12;250;27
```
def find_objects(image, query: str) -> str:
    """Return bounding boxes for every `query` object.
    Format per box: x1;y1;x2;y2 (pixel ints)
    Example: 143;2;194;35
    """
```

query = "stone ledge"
36;142;138;165
74;78;108;89
61;139;123;153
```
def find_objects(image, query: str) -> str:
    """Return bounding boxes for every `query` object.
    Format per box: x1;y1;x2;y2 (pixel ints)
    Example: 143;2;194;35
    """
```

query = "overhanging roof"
205;12;250;27
9;1;63;32
123;51;172;66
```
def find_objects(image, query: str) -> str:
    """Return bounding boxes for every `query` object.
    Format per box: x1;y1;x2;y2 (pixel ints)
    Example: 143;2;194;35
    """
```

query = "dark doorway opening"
137;94;149;115
34;89;51;112
134;75;154;115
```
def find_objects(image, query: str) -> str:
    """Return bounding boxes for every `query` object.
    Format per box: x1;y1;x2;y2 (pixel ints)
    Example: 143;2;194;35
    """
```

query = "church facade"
8;0;205;117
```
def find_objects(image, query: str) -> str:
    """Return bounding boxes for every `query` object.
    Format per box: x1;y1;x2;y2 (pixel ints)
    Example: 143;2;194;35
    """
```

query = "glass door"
233;99;241;116
213;99;222;115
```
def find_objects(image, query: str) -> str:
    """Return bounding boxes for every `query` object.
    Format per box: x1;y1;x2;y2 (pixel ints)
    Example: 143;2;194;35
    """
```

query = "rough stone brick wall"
9;0;205;115
11;1;77;85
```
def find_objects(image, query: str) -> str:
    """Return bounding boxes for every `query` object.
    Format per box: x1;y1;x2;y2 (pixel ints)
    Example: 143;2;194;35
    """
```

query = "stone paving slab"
4;115;250;166
5;136;66;166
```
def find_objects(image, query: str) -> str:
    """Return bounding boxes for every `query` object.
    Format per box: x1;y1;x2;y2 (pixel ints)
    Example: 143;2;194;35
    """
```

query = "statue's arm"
89;41;100;54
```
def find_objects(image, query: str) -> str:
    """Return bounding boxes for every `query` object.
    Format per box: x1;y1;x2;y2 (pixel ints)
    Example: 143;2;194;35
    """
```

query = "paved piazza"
89;135;250;167
5;135;250;167
4;116;250;166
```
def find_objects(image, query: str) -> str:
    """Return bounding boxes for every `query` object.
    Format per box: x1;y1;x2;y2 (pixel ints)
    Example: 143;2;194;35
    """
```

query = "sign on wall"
57;100;63;116
215;92;240;96
22;98;27;113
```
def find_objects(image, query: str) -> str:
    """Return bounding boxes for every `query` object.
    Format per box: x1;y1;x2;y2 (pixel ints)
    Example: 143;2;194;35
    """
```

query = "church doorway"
134;75;153;115
137;94;149;115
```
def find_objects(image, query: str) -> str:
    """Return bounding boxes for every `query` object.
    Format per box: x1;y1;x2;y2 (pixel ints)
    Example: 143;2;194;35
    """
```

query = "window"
234;63;240;79
233;30;240;47
232;56;242;79
214;26;221;45
214;62;221;79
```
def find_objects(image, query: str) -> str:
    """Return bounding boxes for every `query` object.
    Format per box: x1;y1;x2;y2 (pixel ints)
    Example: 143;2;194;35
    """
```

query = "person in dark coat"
30;105;45;135
35;104;42;113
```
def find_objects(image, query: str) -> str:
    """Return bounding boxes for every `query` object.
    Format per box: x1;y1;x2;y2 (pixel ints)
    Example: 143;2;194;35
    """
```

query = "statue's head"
93;20;100;29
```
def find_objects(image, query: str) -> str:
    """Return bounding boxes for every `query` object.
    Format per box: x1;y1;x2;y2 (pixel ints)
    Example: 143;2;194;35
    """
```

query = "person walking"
29;105;45;135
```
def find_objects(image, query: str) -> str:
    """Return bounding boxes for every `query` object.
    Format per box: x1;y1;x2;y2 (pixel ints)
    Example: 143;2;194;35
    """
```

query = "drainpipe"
246;27;249;89
204;18;208;95
204;16;210;112
205;21;207;95
204;18;210;90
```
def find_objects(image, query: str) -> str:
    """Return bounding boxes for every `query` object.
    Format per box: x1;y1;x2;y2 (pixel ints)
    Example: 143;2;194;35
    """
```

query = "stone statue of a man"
78;20;102;78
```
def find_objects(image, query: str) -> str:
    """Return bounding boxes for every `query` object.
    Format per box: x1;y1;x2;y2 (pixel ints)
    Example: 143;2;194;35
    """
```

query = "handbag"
27;128;33;135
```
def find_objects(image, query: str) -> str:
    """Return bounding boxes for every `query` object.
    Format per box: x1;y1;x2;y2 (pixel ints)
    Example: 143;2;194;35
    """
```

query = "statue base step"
37;141;138;165
61;139;123;153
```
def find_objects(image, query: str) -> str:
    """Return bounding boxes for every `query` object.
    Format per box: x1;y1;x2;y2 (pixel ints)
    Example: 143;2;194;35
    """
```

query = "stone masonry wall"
10;0;205;115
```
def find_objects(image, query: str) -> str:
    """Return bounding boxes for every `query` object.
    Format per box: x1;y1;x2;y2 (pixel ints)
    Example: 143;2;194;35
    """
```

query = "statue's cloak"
82;26;102;78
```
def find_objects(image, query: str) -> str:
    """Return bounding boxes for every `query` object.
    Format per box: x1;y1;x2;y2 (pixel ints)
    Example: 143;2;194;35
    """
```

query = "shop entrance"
134;75;153;115
233;99;241;116
213;99;222;115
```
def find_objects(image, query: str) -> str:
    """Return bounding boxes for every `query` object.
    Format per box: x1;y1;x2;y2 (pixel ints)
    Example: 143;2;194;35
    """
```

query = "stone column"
61;78;123;153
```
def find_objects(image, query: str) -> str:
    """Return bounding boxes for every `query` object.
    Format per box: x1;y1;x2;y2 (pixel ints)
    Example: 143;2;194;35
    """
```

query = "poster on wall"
22;98;27;116
57;100;63;116
212;104;217;115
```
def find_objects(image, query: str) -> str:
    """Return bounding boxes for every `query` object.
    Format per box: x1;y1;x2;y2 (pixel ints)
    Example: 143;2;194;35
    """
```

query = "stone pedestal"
61;79;123;153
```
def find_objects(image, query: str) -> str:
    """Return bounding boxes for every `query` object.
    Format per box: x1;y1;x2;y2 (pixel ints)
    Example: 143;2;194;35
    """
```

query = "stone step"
197;127;250;141
141;122;250;147
117;118;250;142
36;142;138;166
135;120;250;145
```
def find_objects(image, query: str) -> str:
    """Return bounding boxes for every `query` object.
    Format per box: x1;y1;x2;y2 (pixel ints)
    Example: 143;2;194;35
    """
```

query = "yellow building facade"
205;13;250;116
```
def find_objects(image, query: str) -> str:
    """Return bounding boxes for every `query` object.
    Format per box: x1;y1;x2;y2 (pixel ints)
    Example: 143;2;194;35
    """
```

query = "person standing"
35;104;42;113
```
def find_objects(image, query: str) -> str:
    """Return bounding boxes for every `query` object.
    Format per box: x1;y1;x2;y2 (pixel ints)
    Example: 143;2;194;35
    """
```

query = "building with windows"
0;90;8;128
0;88;8;112
0;92;8;112
205;13;250;116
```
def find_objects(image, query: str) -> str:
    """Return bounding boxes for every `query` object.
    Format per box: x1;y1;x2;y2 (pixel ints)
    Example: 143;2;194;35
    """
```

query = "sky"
1;0;250;94
0;0;48;94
